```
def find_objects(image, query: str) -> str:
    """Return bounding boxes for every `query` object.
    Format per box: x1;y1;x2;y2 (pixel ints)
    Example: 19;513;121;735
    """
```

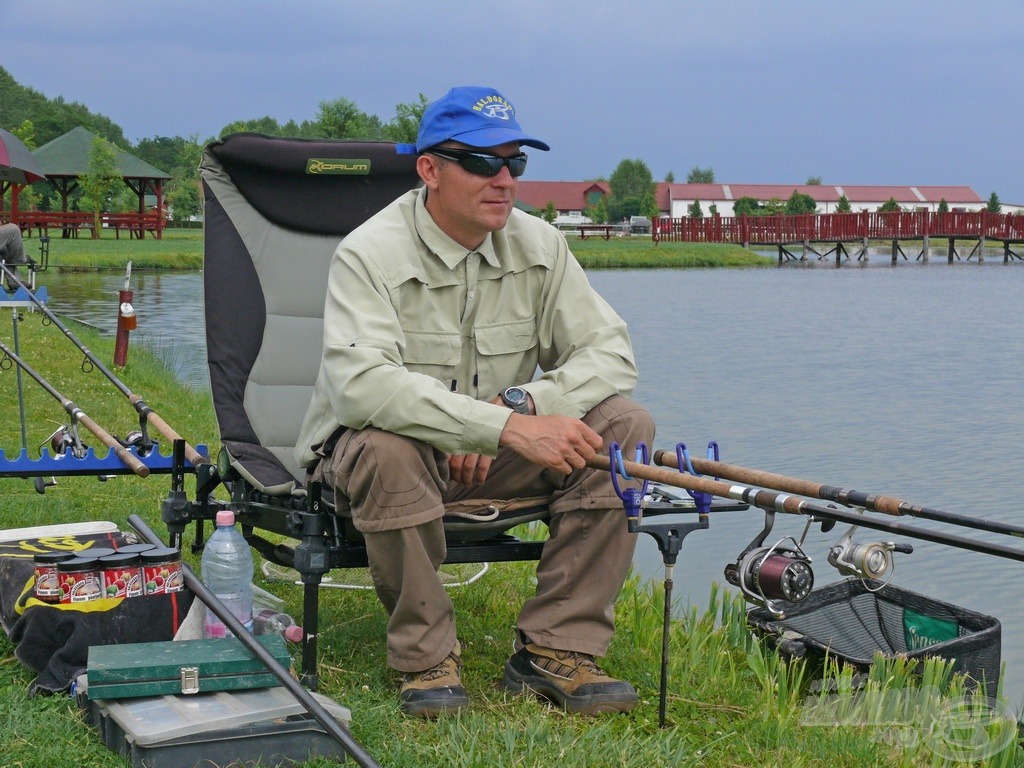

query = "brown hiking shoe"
399;642;469;718
502;643;638;714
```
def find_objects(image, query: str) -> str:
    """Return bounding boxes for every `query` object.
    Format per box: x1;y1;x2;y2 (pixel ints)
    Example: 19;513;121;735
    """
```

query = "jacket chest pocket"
474;318;538;389
403;330;461;382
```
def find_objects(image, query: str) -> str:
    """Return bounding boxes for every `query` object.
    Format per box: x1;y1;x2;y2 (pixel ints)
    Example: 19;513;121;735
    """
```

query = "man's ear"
417;154;442;190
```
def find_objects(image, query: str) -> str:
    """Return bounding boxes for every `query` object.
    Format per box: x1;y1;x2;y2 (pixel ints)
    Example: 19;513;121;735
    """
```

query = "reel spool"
828;539;892;580
827;523;912;585
725;537;814;614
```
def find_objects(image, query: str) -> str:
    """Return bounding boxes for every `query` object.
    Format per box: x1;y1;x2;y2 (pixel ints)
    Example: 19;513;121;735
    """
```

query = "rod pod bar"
126;514;381;768
652;449;1024;540
587;455;1024;565
0;262;207;467
0;341;149;477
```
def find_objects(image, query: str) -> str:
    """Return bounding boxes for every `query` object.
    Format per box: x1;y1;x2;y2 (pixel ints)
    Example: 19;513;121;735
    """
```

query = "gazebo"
17;126;170;239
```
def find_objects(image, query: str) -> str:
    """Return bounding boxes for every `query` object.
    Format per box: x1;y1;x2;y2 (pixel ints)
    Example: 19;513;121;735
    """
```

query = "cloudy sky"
4;1;1022;202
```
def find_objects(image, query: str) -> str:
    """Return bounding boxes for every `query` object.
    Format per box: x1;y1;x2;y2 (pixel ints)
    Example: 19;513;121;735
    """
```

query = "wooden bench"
578;224;616;240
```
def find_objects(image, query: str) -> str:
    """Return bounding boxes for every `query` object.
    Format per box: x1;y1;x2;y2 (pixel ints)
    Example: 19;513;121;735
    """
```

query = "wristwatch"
500;386;530;415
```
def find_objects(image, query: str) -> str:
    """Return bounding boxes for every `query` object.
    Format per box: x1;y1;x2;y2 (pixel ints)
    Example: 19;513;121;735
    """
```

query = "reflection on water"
36;259;1024;706
40;271;209;391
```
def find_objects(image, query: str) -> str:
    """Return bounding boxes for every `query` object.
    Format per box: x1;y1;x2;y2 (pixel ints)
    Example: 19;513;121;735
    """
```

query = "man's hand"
499;412;603;474
448;452;493;487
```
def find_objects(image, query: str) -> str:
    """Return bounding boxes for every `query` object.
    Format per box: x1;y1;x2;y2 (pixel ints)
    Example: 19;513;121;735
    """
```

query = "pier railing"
653;211;1024;245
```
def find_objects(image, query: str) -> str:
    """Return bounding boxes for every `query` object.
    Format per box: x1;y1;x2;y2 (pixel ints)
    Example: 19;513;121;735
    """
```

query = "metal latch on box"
180;666;200;694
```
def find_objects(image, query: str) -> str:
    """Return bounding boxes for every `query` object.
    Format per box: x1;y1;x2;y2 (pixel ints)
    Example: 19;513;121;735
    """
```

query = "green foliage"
78;136;121;238
733;196;762;217
542;201;557;224
583;196;608;224
686;165;715;183
689;199;704;219
382;94;430;143
664;170;675;183
784;189;818;215
836;194;852;213
762;197;785;215
806;175;822;185
317;96;385;140
607;158;656;222
0;66;127;147
879;197;902;212
937;198;950;213
987;191;1002;213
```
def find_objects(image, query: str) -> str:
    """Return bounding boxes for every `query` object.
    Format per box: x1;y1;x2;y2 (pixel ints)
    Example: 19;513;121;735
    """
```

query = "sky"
3;0;1023;203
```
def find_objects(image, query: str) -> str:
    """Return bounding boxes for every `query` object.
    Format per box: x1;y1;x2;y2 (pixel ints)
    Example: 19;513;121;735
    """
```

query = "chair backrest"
200;134;419;493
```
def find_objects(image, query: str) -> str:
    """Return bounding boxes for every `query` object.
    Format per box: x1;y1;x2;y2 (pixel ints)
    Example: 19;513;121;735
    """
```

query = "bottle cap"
216;510;235;527
284;624;304;643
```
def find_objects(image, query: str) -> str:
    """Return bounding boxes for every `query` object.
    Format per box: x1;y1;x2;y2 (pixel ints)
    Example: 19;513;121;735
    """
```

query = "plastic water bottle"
201;510;254;638
253;609;304;643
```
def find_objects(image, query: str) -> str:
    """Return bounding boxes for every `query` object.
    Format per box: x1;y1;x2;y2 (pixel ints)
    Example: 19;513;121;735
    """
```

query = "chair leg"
300;578;321;689
293;481;331;689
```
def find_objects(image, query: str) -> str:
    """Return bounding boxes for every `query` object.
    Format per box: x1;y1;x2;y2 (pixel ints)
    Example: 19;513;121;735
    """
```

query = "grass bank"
26;228;768;272
0;318;1017;767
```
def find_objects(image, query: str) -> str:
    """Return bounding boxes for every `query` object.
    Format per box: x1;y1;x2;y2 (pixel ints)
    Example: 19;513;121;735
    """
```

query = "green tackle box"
87;635;291;700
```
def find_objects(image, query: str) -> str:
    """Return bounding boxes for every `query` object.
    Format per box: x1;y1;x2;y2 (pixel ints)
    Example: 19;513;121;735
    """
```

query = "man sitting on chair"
296;86;654;719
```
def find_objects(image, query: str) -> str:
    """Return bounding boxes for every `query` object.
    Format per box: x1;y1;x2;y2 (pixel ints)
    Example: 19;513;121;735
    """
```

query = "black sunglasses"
427;147;528;178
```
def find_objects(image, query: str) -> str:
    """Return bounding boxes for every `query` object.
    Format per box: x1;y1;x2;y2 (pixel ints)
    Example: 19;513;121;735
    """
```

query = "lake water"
39;255;1024;707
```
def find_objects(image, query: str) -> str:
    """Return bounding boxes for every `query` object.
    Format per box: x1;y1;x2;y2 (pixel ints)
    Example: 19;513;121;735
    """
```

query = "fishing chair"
193;134;549;683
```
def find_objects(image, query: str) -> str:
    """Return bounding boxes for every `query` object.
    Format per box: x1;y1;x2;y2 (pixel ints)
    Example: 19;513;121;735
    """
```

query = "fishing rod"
588;455;1024;565
0;341;149;477
652;449;1024;540
0;262;207;466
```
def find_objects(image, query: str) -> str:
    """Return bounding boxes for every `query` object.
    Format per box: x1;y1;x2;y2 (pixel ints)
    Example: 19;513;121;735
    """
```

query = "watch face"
504;387;527;405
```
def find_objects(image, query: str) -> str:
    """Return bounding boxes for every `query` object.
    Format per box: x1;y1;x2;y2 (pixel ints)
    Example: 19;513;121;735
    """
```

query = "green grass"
568;236;769;269
0;317;1019;767
22;227;770;273
23;227;203;271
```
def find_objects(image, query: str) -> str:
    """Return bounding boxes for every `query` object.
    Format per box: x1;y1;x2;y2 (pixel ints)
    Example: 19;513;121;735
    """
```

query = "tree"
986;191;1002;213
733;196;762;217
686;166;715;184
689;199;703;219
317;97;384;140
836;194;852;213
606;159;656;222
806;176;822;185
664;170;675;183
542;201;557;224
762;197;785;215
583;196;608;224
382;94;430;143
878;197;901;212
78;136;121;239
937;198;950;213
784;190;817;215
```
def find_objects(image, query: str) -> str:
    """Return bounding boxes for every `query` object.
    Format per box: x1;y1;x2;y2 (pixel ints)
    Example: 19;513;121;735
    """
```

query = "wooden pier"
653;210;1024;265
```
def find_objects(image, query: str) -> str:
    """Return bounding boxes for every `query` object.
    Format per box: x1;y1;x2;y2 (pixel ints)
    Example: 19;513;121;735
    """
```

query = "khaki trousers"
314;395;654;673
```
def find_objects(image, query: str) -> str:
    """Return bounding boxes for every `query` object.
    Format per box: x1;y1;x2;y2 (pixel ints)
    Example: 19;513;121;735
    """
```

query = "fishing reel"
44;424;87;459
828;523;913;584
725;511;814;617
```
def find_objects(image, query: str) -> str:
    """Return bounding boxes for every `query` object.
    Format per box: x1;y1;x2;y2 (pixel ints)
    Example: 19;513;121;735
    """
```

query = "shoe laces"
407;651;460;683
558;650;608;678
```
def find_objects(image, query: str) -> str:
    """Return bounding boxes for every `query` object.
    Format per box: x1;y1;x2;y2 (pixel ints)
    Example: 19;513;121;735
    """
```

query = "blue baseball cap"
415;86;550;153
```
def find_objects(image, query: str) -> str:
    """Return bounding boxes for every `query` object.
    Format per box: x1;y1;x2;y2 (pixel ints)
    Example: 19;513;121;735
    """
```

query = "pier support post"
922;234;929;262
891;240;898;265
978;236;985;263
948;238;955;264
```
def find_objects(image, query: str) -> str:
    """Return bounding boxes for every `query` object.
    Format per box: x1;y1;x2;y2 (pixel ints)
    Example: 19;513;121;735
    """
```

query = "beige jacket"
296;188;638;468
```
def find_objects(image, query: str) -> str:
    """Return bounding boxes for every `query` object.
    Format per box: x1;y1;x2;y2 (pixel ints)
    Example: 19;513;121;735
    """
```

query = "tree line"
2;67;1007;228
0;67;428;223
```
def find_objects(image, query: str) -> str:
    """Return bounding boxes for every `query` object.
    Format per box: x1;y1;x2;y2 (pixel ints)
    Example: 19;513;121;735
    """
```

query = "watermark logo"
801;685;1017;762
